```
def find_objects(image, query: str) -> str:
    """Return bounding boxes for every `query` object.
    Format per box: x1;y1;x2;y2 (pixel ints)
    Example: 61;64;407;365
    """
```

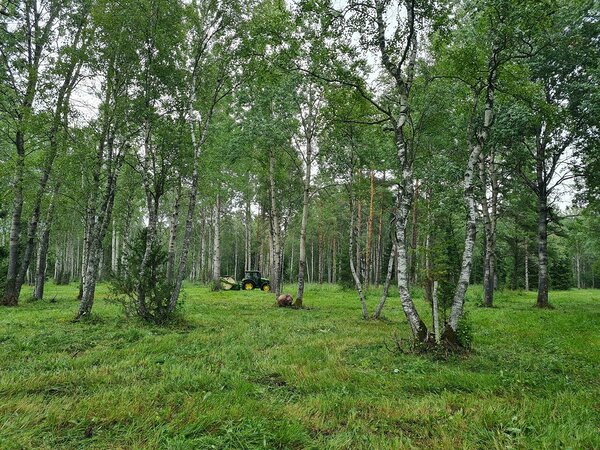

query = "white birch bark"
212;194;222;289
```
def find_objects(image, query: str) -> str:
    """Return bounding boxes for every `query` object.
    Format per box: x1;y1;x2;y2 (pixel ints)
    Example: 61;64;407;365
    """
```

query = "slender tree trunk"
449;139;483;330
479;151;498;307
366;168;375;288
268;150;281;296
524;239;530;291
199;217;206;282
289;245;294;284
79;151;121;319
393;124;427;339
449;58;498;331
432;281;441;344
536;192;550;307
373;243;396;319
349;183;369;320
78;225;87;300
16;128;65;294
2;11;47;305
424;231;433;303
137;192;159;317
76;50;126;318
2;133;25;306
395;181;426;339
111;220;118;274
244;194;251;271
356;198;362;282
295;139;312;307
481;222;492;306
327;242;332;283
136;121;162;317
332;223;337;284
310;241;314;283
13;23;86;301
234;233;239;281
168;70;220;310
375;186;385;286
257;212;263;272
77;159;122;319
120;196;132;272
33;184;60;300
318;224;324;284
575;246;581;289
167;181;182;284
212;194;222;290
409;180;419;285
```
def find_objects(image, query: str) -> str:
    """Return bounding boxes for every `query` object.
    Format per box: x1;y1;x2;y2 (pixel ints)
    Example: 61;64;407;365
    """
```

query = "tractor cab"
242;270;270;292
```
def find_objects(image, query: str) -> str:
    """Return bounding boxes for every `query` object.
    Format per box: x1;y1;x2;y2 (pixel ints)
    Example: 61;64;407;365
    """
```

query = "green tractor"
241;270;270;292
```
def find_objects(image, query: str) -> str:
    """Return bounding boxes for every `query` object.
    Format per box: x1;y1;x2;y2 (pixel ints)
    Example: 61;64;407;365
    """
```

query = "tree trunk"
295;138;312;307
373;243;396;319
111;219;118;274
480;208;493;307
432;281;441;344
212;194;222;290
77;156;122;318
349;183;369;320
16;132;63;295
2;5;52;305
332;223;337;284
318;224;324;284
409;180;419;285
244;194;252;271
12;22;86;301
524;239;530;291
395;181;427;340
136;125;162;318
393;121;427;340
575;246;581;289
2;133;25;306
168;69;220;310
479;151;498;307
356;198;362;282
449;140;482;330
536;193;550;307
366;168;375;288
268;149;282;296
375;185;385;286
424;229;433;304
449;61;497;330
289;245;294;284
33;184;60;300
167;180;182;284
137;196;159;317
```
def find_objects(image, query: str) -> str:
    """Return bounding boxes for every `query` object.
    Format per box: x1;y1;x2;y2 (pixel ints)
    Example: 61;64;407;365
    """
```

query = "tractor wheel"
261;283;270;292
243;281;255;290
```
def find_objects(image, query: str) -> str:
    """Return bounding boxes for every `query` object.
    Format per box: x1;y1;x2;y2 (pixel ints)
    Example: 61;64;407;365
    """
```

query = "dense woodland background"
1;0;599;338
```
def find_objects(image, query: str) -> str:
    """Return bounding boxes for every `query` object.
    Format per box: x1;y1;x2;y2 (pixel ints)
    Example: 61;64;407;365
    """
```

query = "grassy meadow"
0;282;599;449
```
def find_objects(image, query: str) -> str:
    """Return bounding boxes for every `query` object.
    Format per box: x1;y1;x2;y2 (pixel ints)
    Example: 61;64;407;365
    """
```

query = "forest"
1;0;599;448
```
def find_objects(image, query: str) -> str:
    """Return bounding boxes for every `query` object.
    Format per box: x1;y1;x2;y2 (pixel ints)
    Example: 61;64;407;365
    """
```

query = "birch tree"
167;0;249;311
0;0;89;305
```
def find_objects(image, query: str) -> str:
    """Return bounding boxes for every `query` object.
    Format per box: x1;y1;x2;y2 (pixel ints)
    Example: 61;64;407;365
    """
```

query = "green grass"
1;283;599;449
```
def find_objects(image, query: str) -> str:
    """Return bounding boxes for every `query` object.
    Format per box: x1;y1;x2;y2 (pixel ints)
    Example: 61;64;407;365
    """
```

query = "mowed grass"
1;283;599;449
